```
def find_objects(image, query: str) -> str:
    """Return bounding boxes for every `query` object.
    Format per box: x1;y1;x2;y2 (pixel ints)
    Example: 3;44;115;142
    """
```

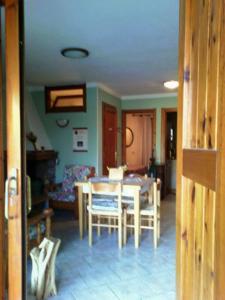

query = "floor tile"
27;195;176;299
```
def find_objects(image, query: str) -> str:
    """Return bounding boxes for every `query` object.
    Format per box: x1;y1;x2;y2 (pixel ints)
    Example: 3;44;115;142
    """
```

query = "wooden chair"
26;175;54;252
123;178;161;248
87;181;123;248
27;208;54;252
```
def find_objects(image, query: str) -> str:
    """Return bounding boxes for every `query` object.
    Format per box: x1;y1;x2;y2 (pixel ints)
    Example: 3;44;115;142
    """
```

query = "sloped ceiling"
25;0;179;96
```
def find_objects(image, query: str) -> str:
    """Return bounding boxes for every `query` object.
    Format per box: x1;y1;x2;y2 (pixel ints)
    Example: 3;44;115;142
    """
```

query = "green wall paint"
97;88;122;174
30;88;176;181
32;87;98;182
121;96;177;163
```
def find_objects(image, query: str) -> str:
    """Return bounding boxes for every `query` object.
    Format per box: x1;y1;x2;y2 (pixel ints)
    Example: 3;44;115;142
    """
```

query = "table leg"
78;186;83;239
134;190;140;249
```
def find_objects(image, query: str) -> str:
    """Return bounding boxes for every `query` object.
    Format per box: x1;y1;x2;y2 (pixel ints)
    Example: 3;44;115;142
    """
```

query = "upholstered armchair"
47;165;95;219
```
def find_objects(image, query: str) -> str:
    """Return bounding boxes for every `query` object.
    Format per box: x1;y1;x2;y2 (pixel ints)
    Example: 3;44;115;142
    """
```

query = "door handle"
5;168;18;220
5;179;9;220
26;175;32;214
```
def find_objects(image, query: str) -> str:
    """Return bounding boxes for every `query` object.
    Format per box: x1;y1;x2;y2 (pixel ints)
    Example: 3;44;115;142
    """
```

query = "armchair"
47;165;95;219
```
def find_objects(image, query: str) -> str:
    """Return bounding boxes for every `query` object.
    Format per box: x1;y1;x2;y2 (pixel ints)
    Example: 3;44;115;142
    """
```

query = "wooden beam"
183;149;217;191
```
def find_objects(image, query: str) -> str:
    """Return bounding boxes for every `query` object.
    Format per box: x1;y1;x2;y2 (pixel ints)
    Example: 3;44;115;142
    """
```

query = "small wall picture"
73;128;88;152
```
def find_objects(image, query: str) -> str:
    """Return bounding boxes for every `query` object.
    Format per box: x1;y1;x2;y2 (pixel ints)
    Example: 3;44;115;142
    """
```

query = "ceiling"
25;0;179;96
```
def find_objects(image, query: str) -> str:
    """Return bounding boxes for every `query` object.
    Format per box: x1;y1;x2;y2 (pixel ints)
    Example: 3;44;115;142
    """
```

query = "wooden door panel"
102;103;117;175
206;0;221;149
177;0;225;299
0;14;5;297
5;0;24;299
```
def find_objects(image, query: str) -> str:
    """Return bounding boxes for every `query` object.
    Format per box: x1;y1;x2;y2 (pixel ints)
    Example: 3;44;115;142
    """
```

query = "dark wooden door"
177;0;225;299
102;103;117;175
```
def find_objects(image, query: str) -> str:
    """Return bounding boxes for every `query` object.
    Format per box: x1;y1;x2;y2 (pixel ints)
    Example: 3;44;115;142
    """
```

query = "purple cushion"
48;191;76;202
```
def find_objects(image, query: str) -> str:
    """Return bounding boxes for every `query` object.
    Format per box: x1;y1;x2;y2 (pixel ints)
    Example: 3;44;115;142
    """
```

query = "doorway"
102;102;118;175
122;110;156;174
161;108;177;195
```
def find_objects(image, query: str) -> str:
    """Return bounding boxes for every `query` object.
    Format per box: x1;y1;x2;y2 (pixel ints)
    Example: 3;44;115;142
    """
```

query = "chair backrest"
107;167;124;180
88;182;122;211
153;178;161;211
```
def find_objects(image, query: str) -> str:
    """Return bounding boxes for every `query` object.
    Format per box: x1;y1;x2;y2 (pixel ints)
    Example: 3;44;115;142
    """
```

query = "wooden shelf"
27;150;58;161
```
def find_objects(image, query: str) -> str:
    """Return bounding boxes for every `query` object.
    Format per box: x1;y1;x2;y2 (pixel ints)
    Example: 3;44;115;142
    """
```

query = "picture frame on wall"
73;128;88;152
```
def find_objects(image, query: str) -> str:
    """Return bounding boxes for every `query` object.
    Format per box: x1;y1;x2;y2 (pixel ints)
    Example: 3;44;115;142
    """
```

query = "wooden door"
161;109;177;195
0;8;5;298
102;103;117;175
122;109;156;172
4;0;26;299
177;0;225;299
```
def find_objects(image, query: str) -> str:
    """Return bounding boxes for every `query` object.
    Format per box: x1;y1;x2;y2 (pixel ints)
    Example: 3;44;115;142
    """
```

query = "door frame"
161;108;177;164
122;109;156;166
161;108;177;195
102;102;118;175
0;5;5;298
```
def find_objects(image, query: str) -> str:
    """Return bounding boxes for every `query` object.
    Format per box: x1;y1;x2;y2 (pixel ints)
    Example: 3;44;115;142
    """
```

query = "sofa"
47;164;95;219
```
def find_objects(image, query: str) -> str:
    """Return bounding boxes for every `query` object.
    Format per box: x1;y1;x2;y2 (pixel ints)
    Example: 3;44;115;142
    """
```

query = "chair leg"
97;216;101;236
158;218;160;239
37;224;41;245
118;215;122;249
84;200;87;232
88;213;93;246
108;217;112;234
153;214;158;248
123;210;127;245
113;218;116;231
131;215;134;235
85;208;88;232
46;216;51;238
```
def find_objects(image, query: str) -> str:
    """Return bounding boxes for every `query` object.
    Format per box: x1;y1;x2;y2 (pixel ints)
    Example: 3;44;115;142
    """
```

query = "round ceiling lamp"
61;47;89;59
163;80;179;90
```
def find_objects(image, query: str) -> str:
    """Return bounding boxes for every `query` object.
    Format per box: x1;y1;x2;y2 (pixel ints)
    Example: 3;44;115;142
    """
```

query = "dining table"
75;175;154;248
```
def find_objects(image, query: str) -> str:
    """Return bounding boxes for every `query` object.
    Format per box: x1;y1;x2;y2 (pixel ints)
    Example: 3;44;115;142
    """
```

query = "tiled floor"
27;194;176;300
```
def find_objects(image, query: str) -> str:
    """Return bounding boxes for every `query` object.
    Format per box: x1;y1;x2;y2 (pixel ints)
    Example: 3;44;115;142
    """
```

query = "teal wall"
97;88;122;174
25;86;52;151
30;88;176;181
121;95;177;163
32;87;98;182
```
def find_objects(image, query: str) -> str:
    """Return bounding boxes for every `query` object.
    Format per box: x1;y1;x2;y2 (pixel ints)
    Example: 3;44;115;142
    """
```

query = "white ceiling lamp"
61;47;89;59
163;80;179;90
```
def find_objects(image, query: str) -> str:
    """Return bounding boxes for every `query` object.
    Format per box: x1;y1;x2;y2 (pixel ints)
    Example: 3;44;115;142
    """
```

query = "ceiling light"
163;80;179;90
61;47;89;59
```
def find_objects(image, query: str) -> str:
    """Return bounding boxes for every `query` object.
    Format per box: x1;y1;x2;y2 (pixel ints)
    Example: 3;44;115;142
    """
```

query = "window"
45;84;86;113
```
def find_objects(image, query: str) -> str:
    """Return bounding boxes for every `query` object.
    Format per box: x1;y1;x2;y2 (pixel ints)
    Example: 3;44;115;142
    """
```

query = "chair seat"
125;198;150;213
48;191;76;202
123;195;147;203
140;204;154;215
88;197;118;211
